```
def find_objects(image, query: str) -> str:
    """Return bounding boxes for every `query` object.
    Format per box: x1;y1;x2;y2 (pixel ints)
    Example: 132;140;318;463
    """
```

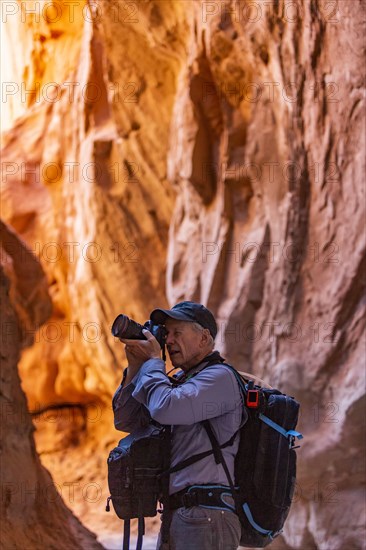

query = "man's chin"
169;353;182;368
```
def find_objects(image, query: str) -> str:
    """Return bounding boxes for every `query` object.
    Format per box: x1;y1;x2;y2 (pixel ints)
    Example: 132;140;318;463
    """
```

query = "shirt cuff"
138;357;166;377
120;365;145;389
131;358;166;402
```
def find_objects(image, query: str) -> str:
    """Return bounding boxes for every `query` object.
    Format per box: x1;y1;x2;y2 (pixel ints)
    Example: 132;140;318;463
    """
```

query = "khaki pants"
156;506;241;550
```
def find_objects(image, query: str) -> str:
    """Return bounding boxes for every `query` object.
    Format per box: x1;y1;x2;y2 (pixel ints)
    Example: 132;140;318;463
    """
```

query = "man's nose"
166;333;174;345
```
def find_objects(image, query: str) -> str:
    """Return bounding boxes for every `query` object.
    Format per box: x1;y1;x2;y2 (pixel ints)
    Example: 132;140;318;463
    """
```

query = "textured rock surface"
0;222;103;549
1;0;365;548
1;1;173;410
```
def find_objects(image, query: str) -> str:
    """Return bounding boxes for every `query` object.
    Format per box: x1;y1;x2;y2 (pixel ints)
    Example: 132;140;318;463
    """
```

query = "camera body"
111;314;167;350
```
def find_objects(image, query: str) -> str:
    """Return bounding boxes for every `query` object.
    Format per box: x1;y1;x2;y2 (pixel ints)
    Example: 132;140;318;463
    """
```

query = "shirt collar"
173;351;225;382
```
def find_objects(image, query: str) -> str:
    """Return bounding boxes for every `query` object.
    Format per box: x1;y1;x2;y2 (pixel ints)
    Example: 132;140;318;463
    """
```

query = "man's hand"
122;329;161;373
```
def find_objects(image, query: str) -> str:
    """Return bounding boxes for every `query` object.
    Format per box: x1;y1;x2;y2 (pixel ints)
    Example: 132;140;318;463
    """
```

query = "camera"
111;314;167;351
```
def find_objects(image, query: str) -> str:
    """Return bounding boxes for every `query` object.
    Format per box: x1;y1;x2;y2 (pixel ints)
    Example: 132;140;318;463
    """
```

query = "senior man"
112;301;246;550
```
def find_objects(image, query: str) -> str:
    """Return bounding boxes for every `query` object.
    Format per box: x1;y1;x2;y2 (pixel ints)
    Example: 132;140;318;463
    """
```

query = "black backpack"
201;363;303;547
106;422;169;550
106;361;303;549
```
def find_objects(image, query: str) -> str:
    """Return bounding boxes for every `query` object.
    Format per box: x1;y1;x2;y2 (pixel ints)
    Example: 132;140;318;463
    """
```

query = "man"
112;302;246;550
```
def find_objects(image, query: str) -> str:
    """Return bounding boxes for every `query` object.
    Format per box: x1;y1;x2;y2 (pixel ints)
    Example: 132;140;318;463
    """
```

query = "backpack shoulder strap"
201;420;246;524
160;359;244;479
159;431;237;478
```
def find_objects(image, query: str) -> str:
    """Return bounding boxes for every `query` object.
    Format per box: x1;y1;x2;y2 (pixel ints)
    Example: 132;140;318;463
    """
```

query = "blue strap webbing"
259;413;303;440
242;503;273;536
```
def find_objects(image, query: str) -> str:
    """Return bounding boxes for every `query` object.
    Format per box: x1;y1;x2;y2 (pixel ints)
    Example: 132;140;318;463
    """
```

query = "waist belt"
168;484;236;512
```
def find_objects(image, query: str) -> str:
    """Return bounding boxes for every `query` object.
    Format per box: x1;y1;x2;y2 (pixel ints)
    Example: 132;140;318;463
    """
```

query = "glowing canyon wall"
1;1;365;548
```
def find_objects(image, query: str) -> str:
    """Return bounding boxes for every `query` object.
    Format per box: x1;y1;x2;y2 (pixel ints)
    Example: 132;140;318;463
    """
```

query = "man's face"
165;319;207;370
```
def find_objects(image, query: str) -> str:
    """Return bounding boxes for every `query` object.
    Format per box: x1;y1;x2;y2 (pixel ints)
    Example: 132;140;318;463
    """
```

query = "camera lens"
111;314;145;340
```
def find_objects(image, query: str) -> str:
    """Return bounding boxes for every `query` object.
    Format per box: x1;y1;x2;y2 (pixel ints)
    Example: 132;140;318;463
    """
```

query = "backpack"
200;363;303;547
106;422;170;550
106;360;303;549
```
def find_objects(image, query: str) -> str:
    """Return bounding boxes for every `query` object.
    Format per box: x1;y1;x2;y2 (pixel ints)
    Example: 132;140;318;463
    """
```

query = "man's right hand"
122;329;162;385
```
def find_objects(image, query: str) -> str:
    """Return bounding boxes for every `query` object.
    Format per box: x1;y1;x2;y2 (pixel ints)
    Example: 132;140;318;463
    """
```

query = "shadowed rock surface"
0;222;103;549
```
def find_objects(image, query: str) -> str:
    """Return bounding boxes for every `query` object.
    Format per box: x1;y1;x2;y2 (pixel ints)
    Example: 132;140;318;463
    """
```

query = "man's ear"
200;328;211;346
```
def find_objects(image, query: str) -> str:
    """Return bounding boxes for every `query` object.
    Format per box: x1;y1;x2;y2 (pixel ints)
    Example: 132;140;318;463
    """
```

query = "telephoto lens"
111;314;167;360
111;314;146;341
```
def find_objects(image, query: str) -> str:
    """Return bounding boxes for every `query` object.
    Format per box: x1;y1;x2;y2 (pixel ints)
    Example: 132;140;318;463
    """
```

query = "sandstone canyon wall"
1;1;365;549
0;221;103;549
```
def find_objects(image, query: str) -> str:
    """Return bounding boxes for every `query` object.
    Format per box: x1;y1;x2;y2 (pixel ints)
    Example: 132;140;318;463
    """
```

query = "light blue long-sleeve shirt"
112;355;247;495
